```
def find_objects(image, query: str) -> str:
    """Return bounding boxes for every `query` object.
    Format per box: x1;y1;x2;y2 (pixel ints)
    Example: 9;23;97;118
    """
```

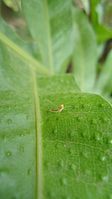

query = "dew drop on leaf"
19;133;24;137
91;119;97;125
5;151;12;157
53;128;58;134
76;117;81;122
101;156;106;162
98;103;104;108
109;139;112;144
61;177;67;185
102;175;109;183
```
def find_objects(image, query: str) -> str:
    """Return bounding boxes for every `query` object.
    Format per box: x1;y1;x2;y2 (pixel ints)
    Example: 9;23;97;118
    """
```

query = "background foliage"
0;0;112;198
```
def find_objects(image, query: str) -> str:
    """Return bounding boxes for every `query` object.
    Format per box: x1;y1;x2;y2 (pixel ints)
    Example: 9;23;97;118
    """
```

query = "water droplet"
95;134;102;142
98;103;104;108
7;118;12;124
102;175;109;182
101;156;106;162
53;128;58;134
5;151;12;157
80;131;86;138
76;117;80;121
19;133;24;137
109;139;112;144
61;177;67;185
91;119;97;125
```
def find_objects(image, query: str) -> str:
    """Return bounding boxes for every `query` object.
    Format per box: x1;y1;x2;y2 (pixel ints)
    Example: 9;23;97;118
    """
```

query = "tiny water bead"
80;131;86;138
90;119;97;125
52;128;58;134
95;132;102;142
98;103;104;108
101;156;106;162
5;151;12;157
19;133;24;137
108;139;112;144
102;175;109;183
76;117;80;122
61;177;67;186
69;131;75;139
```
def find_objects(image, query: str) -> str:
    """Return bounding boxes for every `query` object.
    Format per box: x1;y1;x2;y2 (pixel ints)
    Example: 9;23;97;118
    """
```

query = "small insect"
50;104;64;113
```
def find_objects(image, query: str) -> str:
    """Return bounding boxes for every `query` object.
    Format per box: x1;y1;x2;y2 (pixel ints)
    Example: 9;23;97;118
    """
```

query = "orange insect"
50;104;64;113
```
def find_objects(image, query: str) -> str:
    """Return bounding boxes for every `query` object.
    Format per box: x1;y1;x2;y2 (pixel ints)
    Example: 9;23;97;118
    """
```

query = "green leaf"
95;51;112;94
0;35;112;198
81;0;90;14
0;18;31;53
3;0;21;11
0;31;49;76
90;0;112;42
72;9;97;91
21;0;74;73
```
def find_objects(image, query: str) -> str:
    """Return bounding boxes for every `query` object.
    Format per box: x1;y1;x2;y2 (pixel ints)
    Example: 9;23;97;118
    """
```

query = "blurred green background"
0;0;112;101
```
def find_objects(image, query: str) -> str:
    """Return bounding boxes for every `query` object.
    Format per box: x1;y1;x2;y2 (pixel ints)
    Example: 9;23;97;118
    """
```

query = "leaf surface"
21;0;74;73
90;0;112;42
72;9;97;91
3;0;21;11
0;41;112;199
95;51;112;94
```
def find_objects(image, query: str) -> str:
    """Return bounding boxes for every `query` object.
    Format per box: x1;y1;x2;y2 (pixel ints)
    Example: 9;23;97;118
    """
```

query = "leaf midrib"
0;31;49;76
31;71;42;199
